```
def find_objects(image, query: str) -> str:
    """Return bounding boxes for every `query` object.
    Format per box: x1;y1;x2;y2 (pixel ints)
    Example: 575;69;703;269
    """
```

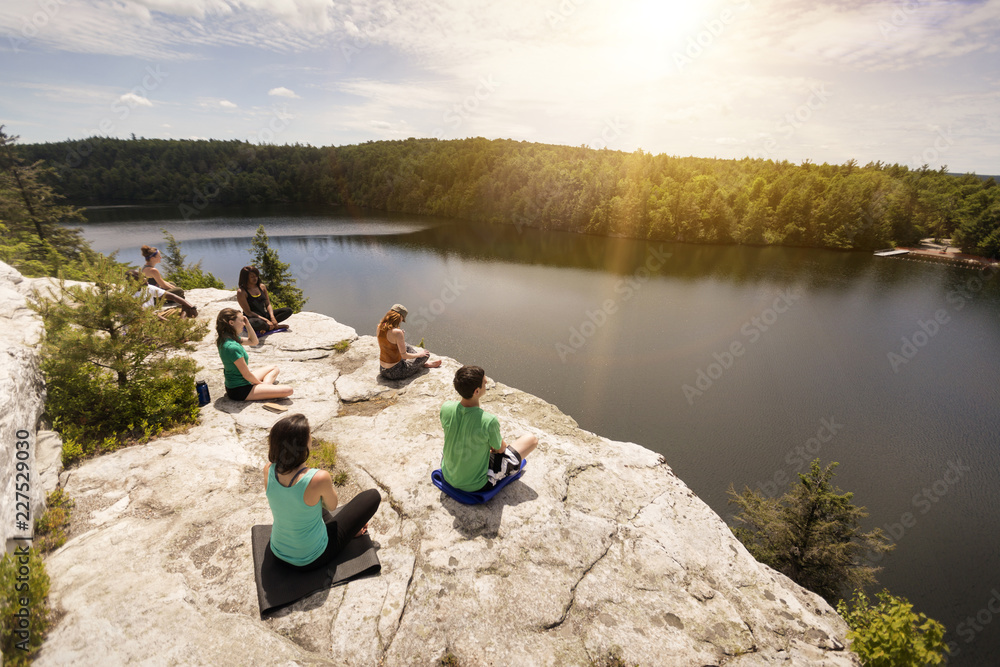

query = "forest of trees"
14;135;1000;256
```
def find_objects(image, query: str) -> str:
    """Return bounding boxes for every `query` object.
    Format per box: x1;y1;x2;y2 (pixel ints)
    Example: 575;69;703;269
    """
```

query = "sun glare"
611;0;720;79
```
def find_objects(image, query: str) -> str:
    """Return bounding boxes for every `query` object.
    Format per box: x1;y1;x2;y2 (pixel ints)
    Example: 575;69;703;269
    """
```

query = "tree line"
14;135;1000;257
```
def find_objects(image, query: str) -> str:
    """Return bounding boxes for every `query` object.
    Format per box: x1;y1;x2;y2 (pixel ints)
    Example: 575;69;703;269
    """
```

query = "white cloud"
119;92;154;107
219;100;237;108
268;86;300;98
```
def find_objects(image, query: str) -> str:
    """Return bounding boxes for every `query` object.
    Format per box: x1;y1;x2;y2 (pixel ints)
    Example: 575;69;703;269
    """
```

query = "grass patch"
333;339;352;353
34;488;74;554
338;393;398;418
438;653;460;667
305;438;350;486
305;438;338;470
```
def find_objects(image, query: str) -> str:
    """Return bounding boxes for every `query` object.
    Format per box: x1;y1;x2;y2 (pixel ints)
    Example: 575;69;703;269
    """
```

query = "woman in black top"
236;265;292;334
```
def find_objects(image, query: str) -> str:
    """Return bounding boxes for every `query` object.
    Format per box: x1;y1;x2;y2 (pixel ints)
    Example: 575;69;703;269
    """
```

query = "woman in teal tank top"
265;414;381;570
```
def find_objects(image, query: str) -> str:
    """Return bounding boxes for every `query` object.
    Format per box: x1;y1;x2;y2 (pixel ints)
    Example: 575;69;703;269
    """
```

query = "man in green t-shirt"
440;365;538;492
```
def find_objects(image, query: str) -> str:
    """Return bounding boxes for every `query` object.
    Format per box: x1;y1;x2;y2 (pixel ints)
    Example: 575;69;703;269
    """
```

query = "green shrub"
837;589;948;667
32;256;206;465
49;360;199;465
0;546;51;665
34;489;74;554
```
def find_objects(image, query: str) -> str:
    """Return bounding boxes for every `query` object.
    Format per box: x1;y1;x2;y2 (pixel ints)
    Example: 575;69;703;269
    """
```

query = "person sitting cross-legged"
125;269;197;319
265;413;381;570
440;365;538;492
376;304;442;381
216;307;293;402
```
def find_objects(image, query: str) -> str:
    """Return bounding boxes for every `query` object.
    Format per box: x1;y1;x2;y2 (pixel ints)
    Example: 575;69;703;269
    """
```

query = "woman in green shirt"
216;308;293;401
265;414;381;569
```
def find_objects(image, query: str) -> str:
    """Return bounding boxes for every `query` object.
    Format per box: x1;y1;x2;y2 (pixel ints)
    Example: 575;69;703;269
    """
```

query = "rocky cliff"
0;262;859;666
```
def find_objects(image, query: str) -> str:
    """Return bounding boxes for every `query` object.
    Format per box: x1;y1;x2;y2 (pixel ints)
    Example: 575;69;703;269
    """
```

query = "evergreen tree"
728;459;893;604
249;224;305;311
31;255;207;463
160;229;226;289
0;126;96;278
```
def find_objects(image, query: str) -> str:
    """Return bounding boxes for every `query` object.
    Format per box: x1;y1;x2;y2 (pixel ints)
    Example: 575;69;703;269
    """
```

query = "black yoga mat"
251;523;381;616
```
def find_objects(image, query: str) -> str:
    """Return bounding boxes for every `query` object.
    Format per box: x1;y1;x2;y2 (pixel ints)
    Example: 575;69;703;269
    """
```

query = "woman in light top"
140;245;184;296
377;304;442;381
265;413;381;569
215;307;293;401
236;265;292;335
125;269;197;319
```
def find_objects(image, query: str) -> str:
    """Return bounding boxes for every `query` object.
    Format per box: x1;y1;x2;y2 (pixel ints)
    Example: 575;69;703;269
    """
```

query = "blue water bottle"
196;380;211;407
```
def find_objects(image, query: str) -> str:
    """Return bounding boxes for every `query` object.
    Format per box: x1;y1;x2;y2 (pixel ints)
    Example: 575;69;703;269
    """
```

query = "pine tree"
728;459;893;604
249;224;306;311
0;126;96;278
31;255;207;463
161;229;226;289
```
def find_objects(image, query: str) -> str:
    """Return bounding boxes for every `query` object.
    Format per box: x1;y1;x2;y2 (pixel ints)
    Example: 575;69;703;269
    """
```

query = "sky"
1;0;999;174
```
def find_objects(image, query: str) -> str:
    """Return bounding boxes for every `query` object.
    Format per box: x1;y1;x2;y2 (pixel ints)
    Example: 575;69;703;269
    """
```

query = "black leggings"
248;308;292;333
282;489;381;572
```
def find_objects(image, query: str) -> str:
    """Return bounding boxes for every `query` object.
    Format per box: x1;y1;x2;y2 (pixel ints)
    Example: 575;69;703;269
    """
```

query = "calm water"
80;204;1000;664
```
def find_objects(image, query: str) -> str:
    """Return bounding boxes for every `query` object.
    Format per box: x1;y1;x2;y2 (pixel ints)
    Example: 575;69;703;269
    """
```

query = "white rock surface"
0;263;62;552
0;266;859;666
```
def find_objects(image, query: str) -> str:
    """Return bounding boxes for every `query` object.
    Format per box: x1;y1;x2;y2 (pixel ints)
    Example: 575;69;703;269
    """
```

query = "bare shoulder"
310;468;332;485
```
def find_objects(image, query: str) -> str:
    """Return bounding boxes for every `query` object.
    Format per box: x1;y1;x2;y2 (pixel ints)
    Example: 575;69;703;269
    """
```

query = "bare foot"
424;359;442;368
354;523;368;537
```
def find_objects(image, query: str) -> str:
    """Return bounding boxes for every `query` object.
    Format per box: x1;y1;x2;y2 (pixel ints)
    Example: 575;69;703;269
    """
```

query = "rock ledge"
1;270;857;666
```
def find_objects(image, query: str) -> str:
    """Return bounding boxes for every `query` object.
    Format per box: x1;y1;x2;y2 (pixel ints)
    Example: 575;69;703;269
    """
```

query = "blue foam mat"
431;460;526;504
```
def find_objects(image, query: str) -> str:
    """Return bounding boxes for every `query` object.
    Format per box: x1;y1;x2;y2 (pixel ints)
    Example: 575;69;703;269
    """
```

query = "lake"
78;203;1000;664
